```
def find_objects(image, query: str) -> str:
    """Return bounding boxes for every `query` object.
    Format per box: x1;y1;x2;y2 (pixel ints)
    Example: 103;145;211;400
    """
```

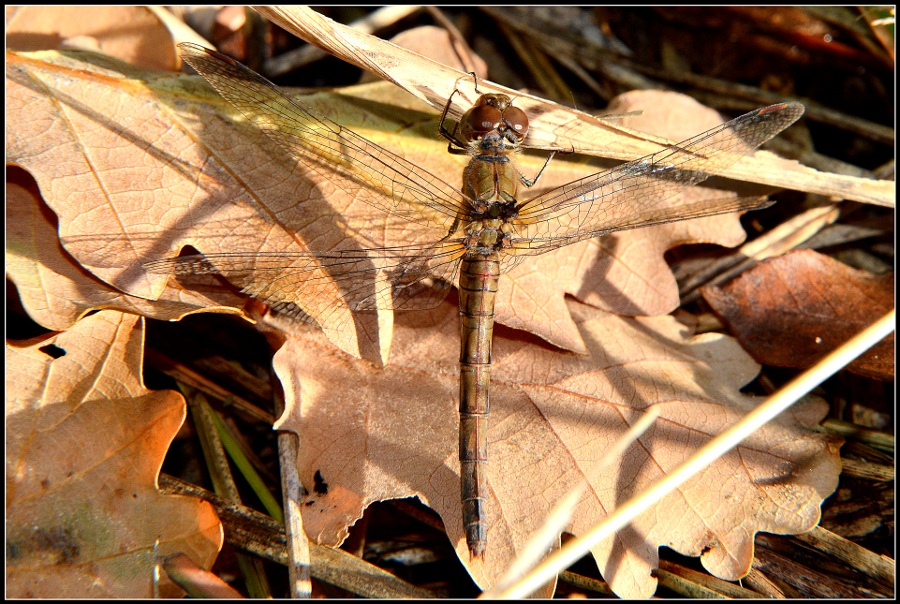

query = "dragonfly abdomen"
457;254;500;559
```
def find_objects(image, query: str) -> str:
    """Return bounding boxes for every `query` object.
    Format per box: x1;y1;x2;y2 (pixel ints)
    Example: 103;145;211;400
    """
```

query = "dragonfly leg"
439;88;468;151
518;140;576;188
444;215;462;237
517;149;557;188
439;71;484;153
469;70;481;93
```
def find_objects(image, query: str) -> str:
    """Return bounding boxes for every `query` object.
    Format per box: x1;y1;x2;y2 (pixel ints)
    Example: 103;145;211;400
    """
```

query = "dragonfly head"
459;94;529;147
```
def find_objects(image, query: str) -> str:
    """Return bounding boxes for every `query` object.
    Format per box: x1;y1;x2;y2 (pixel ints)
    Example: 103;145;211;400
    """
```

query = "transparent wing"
179;42;470;231
507;195;773;256
144;239;467;323
513;103;804;246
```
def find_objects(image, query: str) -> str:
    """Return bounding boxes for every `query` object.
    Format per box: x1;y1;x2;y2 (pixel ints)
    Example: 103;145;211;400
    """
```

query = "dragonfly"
150;42;804;560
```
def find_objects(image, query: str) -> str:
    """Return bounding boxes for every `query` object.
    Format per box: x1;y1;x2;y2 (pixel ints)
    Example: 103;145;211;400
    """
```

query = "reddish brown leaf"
702;249;894;380
6;311;222;597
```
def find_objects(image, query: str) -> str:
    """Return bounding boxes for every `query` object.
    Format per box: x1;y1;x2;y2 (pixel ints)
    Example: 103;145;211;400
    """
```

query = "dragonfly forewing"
179;42;471;231
513;102;804;243
506;195;774;256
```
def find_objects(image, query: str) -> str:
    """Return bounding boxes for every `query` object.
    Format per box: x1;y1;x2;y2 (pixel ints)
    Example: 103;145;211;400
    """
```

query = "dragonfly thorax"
462;210;516;256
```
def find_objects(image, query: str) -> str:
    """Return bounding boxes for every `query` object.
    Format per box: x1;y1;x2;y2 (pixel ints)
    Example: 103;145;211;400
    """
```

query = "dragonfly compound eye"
502;106;529;137
460;104;502;141
480;93;511;111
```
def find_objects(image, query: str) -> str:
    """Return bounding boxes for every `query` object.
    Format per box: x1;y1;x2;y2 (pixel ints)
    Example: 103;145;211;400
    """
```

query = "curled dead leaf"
702;249;894;380
6;167;244;331
259;6;893;207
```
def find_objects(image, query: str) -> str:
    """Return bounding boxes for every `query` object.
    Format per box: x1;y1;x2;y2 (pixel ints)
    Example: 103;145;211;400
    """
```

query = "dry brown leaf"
260;6;894;208
7;49;446;361
273;298;842;599
4;35;849;598
6;167;245;331
5;5;176;70
7;48;765;359
6;310;223;597
702;249;894;380
374;25;488;80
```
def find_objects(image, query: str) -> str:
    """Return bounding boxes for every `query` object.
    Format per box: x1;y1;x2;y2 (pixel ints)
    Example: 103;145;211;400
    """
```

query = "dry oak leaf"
273;298;842;599
6;48;452;362
6;5;176;70
7;48;766;363
702;249;894;380
6;167;244;332
6;310;222;597
369;24;489;82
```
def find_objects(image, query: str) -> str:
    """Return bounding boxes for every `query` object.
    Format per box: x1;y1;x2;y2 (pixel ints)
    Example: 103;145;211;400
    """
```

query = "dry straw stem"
278;430;312;598
678;203;842;305
160;474;432;598
794;526;894;587
488;308;895;599
255;6;893;208
161;553;243;598
265;6;421;77
823;418;894;454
